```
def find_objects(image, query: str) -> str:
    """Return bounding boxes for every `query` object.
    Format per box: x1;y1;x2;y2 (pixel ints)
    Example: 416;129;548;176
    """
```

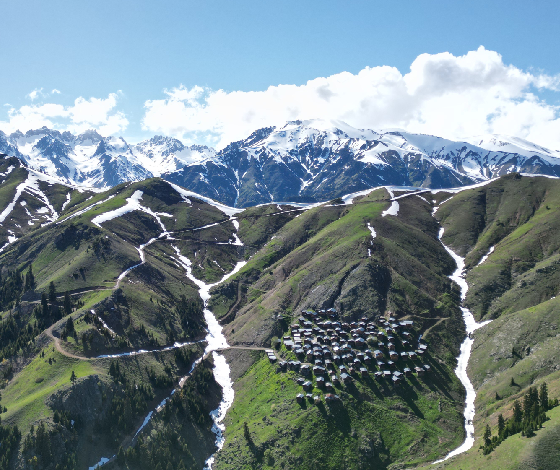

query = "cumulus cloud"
26;88;44;101
0;92;128;136
142;46;560;150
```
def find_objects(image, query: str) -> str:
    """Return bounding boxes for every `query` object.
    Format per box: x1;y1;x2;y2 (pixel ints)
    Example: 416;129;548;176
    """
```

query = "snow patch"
477;246;495;266
433;226;492;463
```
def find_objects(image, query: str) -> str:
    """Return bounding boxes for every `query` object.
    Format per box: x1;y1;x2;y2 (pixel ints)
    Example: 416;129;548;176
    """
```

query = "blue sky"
2;0;560;148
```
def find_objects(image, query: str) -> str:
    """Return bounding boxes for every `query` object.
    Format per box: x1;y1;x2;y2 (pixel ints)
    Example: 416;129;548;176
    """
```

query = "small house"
296;393;304;403
389;351;398;361
303;381;313;391
403;367;412;377
313;366;326;376
301;365;311;376
415;366;425;377
316;377;325;388
325;393;340;402
341;373;352;383
360;367;368;377
355;337;366;348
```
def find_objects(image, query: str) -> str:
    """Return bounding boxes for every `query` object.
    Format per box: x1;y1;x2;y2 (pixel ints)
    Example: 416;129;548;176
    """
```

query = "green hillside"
1;161;560;470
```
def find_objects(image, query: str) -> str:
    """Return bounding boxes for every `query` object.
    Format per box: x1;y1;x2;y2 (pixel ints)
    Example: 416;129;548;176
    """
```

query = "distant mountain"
2;120;560;207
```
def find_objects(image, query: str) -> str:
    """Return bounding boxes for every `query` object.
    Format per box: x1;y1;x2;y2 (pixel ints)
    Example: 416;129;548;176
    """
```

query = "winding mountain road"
44;320;269;362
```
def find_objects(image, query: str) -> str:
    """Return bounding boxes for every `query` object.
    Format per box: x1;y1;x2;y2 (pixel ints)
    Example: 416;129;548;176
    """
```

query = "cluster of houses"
269;308;432;405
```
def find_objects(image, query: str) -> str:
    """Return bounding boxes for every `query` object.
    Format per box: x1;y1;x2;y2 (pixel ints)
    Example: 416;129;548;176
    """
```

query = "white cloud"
0;92;129;136
51;89;61;94
142;46;560;150
26;88;44;101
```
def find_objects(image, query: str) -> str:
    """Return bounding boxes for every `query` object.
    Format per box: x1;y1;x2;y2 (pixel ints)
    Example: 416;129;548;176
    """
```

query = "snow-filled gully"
90;194;245;470
433;225;492;463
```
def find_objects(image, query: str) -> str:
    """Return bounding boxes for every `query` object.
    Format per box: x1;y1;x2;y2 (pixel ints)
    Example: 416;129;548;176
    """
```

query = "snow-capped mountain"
2;120;560;207
1;127;151;188
163;119;560;206
134;136;217;176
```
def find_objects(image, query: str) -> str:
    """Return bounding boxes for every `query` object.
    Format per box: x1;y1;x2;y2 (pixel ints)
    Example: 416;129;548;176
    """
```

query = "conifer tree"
48;281;56;303
483;424;492;448
540;382;549;411
64;291;72;315
24;265;35;290
498;414;505;437
40;293;49;318
513;400;523;423
65;317;75;337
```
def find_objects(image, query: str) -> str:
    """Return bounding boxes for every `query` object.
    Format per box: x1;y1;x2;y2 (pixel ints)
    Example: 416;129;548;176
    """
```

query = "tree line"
482;382;558;455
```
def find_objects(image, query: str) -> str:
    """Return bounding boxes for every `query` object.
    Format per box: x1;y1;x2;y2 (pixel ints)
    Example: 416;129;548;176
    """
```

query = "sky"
1;0;560;150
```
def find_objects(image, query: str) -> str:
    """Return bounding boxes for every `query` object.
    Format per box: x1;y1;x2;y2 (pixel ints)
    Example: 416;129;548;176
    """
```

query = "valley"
0;151;560;470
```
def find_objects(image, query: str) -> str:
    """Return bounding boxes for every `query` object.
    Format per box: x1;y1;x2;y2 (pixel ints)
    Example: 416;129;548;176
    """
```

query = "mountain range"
2;119;560;207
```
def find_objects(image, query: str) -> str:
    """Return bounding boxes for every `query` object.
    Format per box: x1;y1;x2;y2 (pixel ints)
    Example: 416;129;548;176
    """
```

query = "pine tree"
24;265;35;290
498;414;505;437
70;370;77;385
523;387;537;422
65;317;75;337
483;424;492;447
513;400;523;423
40;292;49;318
540;382;549;411
48;281;56;303
64;291;72;315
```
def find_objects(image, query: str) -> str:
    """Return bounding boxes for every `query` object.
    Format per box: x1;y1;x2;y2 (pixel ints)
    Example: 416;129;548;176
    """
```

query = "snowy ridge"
3;121;560;207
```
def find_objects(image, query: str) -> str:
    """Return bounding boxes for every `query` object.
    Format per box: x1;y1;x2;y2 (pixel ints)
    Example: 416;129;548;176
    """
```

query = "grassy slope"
214;190;468;469
431;405;560;470
0;177;245;467
427;174;560;469
436;174;560;321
